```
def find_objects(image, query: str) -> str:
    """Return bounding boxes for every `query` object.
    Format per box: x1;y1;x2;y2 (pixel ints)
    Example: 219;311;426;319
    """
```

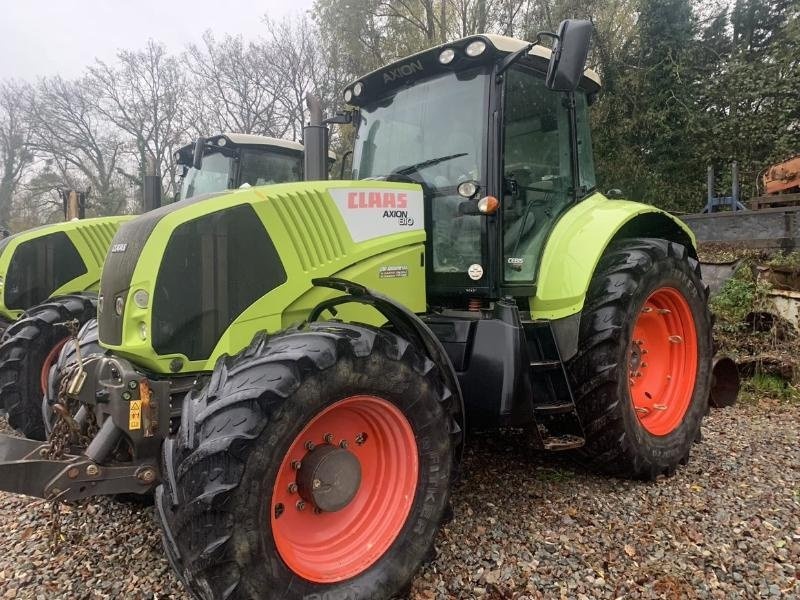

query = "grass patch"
709;262;772;330
739;372;800;404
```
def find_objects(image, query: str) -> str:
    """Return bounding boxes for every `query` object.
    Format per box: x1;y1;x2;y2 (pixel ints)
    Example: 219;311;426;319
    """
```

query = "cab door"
500;65;574;287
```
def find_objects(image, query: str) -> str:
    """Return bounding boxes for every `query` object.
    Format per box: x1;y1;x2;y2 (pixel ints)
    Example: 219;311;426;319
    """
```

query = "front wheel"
0;294;97;440
566;238;712;479
157;322;456;599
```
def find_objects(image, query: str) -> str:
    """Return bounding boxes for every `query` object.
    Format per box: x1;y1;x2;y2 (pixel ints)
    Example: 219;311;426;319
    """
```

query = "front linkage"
0;347;166;502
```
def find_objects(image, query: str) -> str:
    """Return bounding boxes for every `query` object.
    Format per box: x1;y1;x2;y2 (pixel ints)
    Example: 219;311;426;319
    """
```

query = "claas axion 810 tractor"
0;21;711;599
0;133;307;440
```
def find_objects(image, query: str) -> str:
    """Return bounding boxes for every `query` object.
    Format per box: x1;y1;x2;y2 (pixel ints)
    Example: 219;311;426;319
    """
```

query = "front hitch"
0;353;169;501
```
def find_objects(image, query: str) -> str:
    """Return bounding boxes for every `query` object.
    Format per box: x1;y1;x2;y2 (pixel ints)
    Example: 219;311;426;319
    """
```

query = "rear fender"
531;192;696;321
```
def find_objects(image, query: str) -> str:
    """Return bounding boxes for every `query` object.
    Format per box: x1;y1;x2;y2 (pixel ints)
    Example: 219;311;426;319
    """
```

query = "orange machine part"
763;155;800;195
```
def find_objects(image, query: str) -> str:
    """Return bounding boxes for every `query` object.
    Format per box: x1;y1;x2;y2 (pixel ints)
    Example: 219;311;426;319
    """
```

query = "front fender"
531;193;696;320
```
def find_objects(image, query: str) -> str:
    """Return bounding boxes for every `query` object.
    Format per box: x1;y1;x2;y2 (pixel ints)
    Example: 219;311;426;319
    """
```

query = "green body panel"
530;192;696;320
104;181;427;374
0;216;133;320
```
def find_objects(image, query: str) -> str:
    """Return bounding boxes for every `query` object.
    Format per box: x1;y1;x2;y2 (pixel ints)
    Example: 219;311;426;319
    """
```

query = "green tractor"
0;133;309;440
0;21;711;599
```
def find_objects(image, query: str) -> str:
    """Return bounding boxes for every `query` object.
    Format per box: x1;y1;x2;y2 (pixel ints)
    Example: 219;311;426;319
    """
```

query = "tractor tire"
43;318;103;437
0;294;97;440
157;322;455;600
566;238;712;480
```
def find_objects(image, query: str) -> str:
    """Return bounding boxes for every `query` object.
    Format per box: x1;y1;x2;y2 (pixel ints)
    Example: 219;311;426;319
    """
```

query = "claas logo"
347;191;409;209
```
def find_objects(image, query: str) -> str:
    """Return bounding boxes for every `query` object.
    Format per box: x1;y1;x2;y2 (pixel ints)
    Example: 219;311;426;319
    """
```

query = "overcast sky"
0;0;314;80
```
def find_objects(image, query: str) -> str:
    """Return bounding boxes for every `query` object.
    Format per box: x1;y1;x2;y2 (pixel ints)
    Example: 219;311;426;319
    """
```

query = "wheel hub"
296;444;362;512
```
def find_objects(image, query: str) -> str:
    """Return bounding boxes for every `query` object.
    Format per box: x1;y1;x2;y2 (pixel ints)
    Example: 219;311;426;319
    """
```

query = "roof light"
465;40;487;57
216;136;227;146
353;82;363;96
343;88;353;103
478;195;499;214
438;48;455;65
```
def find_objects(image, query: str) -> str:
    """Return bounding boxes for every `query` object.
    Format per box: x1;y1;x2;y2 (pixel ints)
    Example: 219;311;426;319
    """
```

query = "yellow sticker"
129;400;142;431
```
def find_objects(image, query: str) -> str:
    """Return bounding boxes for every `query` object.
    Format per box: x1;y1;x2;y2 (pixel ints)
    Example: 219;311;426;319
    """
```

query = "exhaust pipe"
709;355;740;408
303;94;329;181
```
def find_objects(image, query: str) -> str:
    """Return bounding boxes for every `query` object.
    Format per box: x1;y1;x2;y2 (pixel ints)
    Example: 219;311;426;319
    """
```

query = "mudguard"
531;192;696;320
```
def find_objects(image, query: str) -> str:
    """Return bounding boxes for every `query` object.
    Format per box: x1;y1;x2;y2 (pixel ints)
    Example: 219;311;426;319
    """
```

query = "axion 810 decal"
328;188;425;243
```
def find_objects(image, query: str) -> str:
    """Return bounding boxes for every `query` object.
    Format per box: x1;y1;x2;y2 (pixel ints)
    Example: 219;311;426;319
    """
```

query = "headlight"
438;48;455;65
115;296;124;316
465;40;487;57
133;289;149;309
353;82;363;96
457;181;479;198
343;88;353;103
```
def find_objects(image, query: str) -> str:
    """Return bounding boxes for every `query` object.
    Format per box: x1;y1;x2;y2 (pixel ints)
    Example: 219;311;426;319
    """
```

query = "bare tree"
28;76;129;215
184;32;287;138
0;80;35;229
87;41;188;203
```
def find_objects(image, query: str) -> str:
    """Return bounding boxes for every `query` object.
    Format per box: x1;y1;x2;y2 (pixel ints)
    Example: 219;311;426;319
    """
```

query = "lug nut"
128;380;138;390
296;500;306;511
323;433;334;444
355;432;367;446
312;478;321;490
288;482;298;494
86;464;99;477
339;440;348;449
137;468;156;484
305;441;315;451
314;507;323;515
292;460;302;470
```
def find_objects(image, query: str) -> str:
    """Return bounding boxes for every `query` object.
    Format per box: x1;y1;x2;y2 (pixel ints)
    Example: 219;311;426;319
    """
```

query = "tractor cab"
343;30;600;306
175;133;306;200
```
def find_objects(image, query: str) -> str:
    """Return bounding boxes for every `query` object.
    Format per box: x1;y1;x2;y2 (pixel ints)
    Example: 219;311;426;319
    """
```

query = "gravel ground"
0;399;797;599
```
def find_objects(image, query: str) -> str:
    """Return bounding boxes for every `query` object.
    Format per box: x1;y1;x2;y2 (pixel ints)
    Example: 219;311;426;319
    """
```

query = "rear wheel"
0;294;97;440
566;238;712;479
157;322;456;599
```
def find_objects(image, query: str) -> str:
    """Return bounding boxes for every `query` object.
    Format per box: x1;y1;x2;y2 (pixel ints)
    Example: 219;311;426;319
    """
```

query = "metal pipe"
143;156;162;211
707;165;714;207
303;94;330;181
732;162;740;211
84;418;123;463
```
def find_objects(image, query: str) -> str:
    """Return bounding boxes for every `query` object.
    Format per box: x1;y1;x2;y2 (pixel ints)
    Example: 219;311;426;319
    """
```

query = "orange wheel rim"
628;287;698;436
40;338;69;395
271;395;418;583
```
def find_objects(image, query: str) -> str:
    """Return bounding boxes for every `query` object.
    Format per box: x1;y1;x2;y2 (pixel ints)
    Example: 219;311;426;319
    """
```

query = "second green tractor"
0;21;711;600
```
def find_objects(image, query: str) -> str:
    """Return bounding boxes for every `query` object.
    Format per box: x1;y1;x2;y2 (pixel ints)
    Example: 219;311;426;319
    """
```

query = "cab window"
502;66;572;283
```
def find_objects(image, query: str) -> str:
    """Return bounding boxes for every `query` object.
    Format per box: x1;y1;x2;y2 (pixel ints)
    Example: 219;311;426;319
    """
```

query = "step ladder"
522;320;585;450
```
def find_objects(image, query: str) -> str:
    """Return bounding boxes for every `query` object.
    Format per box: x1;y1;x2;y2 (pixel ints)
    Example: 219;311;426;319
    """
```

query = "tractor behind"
0;133;312;440
0;21;712;600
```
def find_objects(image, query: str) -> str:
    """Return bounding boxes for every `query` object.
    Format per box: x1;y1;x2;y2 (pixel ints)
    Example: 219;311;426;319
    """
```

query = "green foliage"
766;251;800;271
740;372;800;403
710;263;771;325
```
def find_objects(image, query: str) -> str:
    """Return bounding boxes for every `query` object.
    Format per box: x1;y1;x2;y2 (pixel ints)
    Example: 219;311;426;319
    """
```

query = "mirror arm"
496;43;534;79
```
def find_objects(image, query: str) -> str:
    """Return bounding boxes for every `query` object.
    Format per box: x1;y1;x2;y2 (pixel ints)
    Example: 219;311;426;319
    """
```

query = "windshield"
239;149;302;186
180;152;232;200
352;69;489;274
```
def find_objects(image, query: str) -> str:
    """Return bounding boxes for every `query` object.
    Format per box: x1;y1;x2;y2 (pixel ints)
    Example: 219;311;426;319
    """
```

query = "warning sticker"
129;400;142;431
379;265;409;279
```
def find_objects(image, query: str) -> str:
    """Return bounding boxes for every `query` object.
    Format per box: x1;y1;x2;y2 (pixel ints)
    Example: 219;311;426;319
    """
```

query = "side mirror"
192;136;206;170
545;19;593;92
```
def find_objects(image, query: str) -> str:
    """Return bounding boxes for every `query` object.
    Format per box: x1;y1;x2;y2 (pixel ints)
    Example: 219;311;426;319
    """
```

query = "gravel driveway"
0;399;797;599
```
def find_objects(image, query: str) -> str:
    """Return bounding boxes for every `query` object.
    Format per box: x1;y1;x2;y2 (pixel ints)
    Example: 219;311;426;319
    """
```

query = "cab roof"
344;33;601;107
